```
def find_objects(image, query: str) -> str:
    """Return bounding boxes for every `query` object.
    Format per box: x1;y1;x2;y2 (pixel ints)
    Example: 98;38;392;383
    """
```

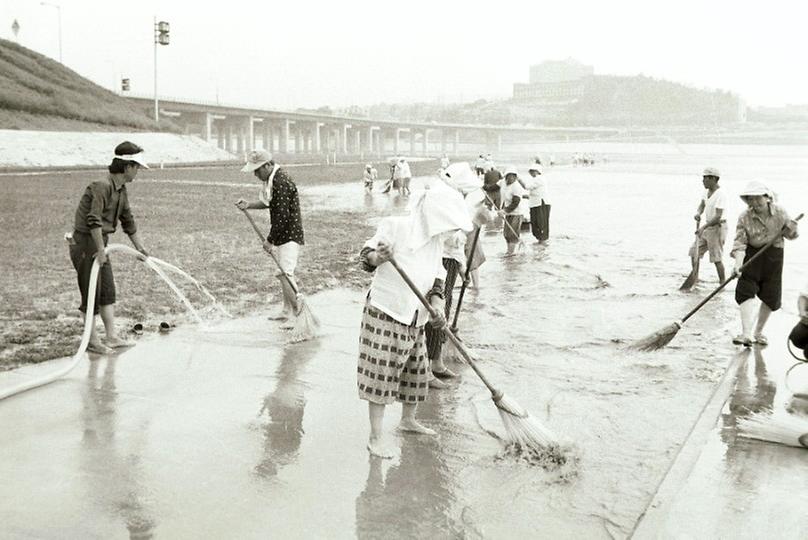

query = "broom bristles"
737;412;808;449
288;297;320;343
631;322;681;351
493;392;558;449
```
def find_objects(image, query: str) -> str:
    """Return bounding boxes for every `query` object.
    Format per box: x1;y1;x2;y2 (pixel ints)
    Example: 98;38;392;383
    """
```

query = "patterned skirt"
357;301;429;405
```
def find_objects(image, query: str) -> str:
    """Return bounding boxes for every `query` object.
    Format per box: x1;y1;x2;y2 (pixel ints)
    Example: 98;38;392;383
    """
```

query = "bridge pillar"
496;132;502;153
294;124;302;154
394;128;401;155
454;130;460;154
366;126;375;154
247;116;256;151
279;119;289;153
440;129;446;154
422;129;428;155
205;113;213;142
313;122;322;154
408;129;415;154
341;124;349;154
354;128;361;156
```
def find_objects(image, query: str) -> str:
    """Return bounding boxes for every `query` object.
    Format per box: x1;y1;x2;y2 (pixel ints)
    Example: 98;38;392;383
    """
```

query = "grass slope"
0;159;439;369
0;38;171;132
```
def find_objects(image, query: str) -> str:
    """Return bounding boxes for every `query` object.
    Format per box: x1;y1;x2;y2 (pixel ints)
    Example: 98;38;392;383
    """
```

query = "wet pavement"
3;147;808;538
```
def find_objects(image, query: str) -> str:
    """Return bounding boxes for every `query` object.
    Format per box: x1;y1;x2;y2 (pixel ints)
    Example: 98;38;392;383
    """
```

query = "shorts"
689;223;727;263
69;231;115;314
735;245;784;311
357;301;429;405
271;241;300;275
503;215;523;243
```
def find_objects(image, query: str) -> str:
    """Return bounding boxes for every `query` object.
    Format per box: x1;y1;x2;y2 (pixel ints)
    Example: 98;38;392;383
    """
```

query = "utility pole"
153;18;170;123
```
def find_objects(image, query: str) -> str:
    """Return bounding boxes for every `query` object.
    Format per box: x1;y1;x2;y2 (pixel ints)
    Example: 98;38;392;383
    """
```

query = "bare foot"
367;438;398;459
397;418;437;435
87;341;114;355
279;318;295;330
105;336;133;348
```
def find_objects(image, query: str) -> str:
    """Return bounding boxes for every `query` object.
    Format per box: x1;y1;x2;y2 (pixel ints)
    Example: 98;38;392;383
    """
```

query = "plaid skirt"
357;301;429;405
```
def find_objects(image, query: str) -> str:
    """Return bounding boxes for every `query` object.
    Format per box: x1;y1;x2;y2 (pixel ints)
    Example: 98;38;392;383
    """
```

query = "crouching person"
357;184;472;458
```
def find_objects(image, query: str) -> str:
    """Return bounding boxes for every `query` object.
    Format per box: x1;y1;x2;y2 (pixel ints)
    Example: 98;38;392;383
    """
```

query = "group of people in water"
68;143;806;460
685;167;804;350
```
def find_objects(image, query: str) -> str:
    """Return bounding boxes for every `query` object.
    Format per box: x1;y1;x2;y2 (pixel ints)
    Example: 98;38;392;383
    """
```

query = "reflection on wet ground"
2;150;808;537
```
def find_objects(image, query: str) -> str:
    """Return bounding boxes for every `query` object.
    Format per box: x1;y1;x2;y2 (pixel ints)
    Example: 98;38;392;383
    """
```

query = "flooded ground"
1;143;807;538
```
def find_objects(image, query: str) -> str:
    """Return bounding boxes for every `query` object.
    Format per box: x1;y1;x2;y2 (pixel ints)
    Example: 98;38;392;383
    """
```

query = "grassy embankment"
0;160;439;369
0;38;174;131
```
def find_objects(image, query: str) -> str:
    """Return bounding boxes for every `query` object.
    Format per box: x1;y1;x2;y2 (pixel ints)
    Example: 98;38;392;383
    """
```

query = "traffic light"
155;21;169;45
121;78;130;92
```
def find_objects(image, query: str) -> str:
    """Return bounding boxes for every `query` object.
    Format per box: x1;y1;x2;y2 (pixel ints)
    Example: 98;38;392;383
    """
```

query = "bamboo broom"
388;256;559;451
239;209;319;342
679;218;701;291
633;213;803;351
737;412;808;449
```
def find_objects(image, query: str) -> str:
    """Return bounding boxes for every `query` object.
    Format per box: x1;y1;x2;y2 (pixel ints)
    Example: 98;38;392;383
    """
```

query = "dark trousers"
425;258;460;361
529;202;551;241
69;231;115;314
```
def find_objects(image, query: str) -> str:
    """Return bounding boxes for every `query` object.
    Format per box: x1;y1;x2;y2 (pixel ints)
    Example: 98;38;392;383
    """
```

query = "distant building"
513;58;593;103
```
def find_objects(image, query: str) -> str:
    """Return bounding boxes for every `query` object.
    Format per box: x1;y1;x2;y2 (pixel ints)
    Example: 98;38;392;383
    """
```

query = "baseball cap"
702;167;720;178
241;149;273;172
528;164;543;174
113;141;149;169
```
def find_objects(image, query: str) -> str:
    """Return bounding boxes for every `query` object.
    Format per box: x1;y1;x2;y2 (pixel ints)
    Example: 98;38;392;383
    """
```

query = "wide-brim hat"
503;165;519;177
528;164;543;174
241;149;272;172
739;180;771;198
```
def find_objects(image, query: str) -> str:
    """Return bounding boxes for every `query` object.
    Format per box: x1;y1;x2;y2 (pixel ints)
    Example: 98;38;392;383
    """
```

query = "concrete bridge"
125;95;625;158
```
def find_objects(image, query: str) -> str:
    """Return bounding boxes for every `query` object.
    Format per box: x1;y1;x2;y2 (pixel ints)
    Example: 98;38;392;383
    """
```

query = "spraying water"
0;244;225;401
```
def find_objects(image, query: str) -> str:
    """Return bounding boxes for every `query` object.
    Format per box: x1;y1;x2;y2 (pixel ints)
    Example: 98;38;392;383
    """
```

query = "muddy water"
305;145;808;537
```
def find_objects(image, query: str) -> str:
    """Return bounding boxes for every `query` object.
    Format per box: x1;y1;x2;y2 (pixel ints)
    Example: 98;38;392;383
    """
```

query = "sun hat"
241;149;273;172
503;165;519;178
113;141;149;169
528;163;543;174
739;180;771;199
702;167;720;178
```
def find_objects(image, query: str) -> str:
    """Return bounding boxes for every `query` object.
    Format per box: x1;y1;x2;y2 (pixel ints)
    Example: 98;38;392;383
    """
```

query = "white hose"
0;243;203;401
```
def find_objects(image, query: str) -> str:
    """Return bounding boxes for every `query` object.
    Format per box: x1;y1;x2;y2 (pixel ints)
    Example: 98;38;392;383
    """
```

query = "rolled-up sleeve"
731;214;748;258
119;191;137;236
426;278;445;301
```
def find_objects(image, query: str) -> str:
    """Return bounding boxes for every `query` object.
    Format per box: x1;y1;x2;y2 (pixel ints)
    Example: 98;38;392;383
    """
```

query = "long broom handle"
484;192;521;240
450;226;482;332
239;208;301;296
680;213;803;324
389;257;504;400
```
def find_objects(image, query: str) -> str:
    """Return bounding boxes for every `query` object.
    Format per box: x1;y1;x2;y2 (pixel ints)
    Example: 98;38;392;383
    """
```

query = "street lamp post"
40;2;62;63
153;18;170;123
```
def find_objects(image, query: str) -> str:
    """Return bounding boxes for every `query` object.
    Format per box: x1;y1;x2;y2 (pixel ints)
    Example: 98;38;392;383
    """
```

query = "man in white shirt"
691;167;728;282
498;166;527;255
520;163;550;242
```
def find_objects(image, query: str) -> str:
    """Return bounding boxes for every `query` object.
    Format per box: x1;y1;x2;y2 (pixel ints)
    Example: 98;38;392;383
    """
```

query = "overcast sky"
3;0;806;110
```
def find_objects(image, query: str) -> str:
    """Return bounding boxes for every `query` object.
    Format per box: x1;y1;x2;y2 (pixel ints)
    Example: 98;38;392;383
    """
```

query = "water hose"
0;244;205;401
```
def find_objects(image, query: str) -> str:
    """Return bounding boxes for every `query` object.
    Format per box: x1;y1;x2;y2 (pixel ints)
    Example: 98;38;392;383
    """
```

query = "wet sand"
2;145;808;537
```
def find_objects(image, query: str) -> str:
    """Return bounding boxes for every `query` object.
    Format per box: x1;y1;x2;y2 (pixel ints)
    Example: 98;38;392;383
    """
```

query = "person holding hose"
731;180;799;347
69;141;150;354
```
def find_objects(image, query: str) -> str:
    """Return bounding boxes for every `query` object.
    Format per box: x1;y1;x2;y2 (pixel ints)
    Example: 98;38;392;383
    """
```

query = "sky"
2;0;807;111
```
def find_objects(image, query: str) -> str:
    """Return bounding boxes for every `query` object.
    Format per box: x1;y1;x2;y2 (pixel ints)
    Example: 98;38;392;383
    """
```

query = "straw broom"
484;192;525;253
679;218;700;291
737;412;808;449
633;213;803;351
239;209;319;342
389;256;559;451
